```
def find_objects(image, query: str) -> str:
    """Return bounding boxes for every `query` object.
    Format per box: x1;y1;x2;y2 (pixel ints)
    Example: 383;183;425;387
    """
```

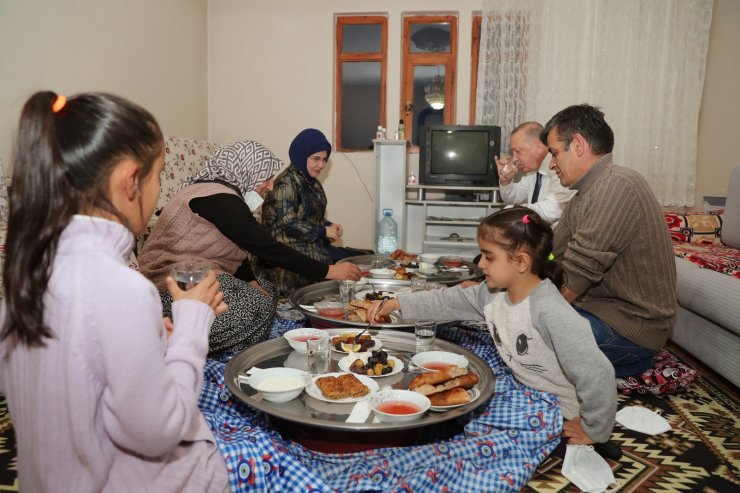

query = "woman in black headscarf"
259;129;358;295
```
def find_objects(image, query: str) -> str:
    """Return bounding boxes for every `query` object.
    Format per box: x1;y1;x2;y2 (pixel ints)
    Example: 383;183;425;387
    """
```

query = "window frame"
335;15;388;153
400;14;458;150
470;14;482;124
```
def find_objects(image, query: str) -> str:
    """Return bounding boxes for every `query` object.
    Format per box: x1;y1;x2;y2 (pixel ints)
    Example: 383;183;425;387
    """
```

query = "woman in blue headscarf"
259;129;355;295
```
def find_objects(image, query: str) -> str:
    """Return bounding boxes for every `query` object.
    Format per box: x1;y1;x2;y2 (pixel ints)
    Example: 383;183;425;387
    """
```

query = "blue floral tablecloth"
198;315;562;492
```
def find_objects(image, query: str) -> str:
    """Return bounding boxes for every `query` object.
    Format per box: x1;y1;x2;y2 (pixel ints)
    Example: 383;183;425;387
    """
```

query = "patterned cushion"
672;242;740;278
616;349;701;395
664;211;723;245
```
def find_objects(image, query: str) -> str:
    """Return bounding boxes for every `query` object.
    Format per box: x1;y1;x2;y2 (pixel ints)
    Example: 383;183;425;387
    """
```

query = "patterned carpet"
0;346;737;492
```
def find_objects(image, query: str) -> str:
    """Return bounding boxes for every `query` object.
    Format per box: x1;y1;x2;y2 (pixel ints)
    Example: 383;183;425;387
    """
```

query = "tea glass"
170;261;212;291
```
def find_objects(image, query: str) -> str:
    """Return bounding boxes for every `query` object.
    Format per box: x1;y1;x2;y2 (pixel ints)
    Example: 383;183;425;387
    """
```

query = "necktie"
531;172;543;203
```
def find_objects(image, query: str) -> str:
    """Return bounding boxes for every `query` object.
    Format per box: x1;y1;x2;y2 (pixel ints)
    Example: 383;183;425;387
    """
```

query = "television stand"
405;184;504;258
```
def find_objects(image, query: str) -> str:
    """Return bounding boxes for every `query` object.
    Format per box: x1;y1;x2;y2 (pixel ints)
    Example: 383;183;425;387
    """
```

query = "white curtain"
476;0;713;206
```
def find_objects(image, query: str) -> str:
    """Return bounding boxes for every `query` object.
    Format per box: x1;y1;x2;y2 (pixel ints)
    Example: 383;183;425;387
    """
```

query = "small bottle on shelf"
397;119;405;141
376;126;383;140
407;171;417;185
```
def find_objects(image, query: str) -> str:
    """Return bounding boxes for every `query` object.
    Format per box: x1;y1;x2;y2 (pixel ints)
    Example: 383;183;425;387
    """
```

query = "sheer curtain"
476;0;713;206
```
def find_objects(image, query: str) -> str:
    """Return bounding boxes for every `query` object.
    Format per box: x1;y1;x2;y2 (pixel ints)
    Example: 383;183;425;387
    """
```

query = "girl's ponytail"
3;92;76;347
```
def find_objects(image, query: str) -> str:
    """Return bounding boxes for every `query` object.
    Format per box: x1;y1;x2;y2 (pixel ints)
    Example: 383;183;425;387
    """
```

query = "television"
418;125;501;187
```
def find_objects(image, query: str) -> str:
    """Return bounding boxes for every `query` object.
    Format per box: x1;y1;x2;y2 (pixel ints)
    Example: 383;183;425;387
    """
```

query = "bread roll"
429;387;470;406
408;365;468;389
350;299;373;310
411;373;479;396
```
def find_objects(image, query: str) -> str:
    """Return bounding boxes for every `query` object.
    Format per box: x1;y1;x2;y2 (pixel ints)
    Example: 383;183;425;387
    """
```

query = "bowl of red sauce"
284;328;329;353
441;255;463;268
369;389;431;423
411;351;469;371
314;301;347;320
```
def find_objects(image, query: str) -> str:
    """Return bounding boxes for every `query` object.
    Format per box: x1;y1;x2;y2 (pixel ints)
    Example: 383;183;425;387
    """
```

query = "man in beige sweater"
541;104;677;377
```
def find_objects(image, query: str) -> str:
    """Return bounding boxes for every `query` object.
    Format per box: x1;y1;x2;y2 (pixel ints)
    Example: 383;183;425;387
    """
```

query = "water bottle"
376;209;398;254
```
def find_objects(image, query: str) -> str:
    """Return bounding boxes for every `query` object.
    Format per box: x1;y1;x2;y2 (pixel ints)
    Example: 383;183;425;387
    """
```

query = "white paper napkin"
346;401;372;423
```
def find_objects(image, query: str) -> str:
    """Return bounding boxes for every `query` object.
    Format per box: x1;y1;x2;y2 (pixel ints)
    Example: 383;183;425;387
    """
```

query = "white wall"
208;0;482;249
0;0;209;171
696;0;740;208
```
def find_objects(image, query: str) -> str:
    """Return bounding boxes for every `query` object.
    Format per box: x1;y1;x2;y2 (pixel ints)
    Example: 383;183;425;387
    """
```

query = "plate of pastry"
407;365;481;411
305;372;379;403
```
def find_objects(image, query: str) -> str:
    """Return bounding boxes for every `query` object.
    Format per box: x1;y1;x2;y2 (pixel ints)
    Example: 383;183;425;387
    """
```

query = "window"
470;15;482;124
401;15;458;147
335;16;387;152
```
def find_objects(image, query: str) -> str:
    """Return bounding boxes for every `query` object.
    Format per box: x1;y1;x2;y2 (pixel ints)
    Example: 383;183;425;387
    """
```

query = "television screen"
430;130;490;176
419;125;500;186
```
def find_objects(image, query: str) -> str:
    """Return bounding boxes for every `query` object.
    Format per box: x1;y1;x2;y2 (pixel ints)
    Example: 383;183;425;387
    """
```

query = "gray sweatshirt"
398;280;617;442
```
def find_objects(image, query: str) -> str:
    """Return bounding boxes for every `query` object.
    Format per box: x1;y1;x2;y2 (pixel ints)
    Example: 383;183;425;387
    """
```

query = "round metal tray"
225;329;496;432
290;280;454;329
338;254;483;286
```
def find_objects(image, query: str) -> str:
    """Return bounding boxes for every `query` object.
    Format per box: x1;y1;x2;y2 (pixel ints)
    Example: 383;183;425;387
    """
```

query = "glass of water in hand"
170;261;212;290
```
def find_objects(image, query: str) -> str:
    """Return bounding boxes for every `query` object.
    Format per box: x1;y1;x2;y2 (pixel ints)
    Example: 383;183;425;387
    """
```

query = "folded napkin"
346;400;381;424
299;304;318;312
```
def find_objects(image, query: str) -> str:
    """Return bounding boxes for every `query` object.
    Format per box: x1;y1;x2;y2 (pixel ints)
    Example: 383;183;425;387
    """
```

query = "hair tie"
52;95;67;113
548;253;555;261
522;214;530;224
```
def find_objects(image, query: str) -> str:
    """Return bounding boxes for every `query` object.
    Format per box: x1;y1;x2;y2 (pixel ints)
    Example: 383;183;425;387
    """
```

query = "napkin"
346;401;373;423
299;304;318;312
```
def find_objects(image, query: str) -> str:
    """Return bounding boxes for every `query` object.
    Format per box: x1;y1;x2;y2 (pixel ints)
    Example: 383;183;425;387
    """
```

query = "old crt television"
418;125;501;186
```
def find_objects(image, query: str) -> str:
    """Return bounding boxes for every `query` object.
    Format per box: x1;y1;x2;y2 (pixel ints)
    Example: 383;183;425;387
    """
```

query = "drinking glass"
306;336;331;375
411;277;427;292
170;261;212;291
371;258;386;270
339;280;355;303
415;320;437;353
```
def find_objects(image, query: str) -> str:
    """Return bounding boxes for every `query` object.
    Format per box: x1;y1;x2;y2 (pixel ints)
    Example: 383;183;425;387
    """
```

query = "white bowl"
369;268;395;279
247;367;311;403
283;328;329;353
369;389;431;423
411;351;469;371
419;253;441;263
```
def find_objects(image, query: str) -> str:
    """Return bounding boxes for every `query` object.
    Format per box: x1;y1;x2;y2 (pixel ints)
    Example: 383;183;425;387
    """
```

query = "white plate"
306;372;380;403
411;351;470;370
429;387;481;411
337;353;404;378
330;333;383;353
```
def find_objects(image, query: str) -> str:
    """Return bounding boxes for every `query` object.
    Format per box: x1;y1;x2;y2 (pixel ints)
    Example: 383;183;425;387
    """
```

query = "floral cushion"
672;241;740;278
664;211;723;245
616;348;700;395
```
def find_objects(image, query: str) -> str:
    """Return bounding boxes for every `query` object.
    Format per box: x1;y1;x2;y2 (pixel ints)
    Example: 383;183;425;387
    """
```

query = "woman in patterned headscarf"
139;140;360;358
259;129;365;295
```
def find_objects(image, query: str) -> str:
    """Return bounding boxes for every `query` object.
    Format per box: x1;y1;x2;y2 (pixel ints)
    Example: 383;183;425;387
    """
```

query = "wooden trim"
400;15;458;151
335;15;388;152
470;15;482;124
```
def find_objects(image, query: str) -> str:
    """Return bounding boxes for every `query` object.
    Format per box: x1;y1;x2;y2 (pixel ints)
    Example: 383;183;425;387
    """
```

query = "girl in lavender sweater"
0;92;229;492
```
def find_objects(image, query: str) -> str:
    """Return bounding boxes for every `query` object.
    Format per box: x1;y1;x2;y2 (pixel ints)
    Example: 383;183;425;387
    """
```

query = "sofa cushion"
675;257;740;336
664;211;723;244
672;242;740;278
721;165;740;248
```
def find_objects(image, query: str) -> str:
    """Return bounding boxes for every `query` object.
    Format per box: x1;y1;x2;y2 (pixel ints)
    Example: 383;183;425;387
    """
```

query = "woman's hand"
367;298;400;324
326;262;362;281
249;279;271;299
166;270;228;315
326;224;343;241
562;417;595;445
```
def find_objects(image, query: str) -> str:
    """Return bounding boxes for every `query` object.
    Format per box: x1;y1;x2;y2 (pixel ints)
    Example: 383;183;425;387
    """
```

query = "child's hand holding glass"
166;268;228;316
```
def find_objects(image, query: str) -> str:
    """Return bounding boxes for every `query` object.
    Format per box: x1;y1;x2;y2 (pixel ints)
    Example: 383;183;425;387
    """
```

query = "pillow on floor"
616;349;701;395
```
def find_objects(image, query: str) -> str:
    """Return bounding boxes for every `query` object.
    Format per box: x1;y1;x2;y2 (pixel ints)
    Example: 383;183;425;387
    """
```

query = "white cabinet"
374;140;407;249
405;185;503;260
